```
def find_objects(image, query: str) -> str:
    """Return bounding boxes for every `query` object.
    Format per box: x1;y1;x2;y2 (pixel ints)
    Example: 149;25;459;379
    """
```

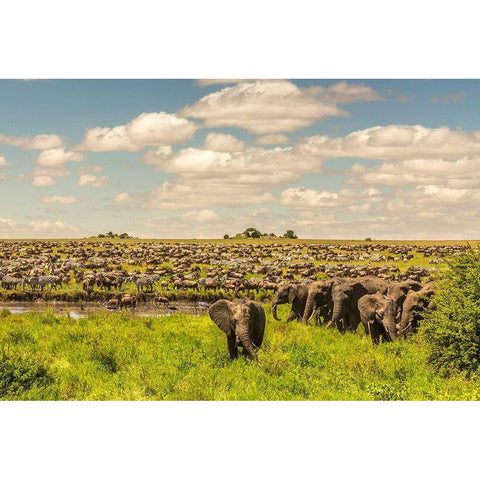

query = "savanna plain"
0;238;479;400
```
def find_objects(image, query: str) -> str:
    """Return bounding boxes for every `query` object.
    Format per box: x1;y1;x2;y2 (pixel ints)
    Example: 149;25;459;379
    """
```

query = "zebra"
127;274;158;292
29;275;60;292
1;275;23;290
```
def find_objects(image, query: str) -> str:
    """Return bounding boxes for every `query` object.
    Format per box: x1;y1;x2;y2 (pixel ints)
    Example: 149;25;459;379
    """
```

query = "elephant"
358;292;397;345
271;282;309;322
397;282;435;337
209;299;266;359
302;279;336;325
386;279;423;321
326;276;389;334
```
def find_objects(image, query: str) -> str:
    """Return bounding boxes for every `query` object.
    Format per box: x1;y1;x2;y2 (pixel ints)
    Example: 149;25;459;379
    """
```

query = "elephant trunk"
332;301;345;333
237;328;257;359
272;302;281;321
302;293;316;323
383;308;397;341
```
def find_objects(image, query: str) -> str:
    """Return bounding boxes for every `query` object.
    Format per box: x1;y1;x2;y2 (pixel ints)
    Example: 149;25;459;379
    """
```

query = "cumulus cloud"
76;112;199;152
32;175;55;187
140;144;325;210
36;148;85;167
298;125;480;161
144;181;274;210
180;80;381;134
181;209;220;223
256;134;291;145
40;195;77;204
78;174;109;188
0;133;63;150
347;157;480;189
114;192;134;203
280;187;357;209
0;155;8;167
0;217;82;238
203;132;244;152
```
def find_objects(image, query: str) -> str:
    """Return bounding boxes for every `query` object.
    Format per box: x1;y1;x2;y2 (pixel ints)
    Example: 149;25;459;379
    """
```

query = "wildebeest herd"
0;240;467;358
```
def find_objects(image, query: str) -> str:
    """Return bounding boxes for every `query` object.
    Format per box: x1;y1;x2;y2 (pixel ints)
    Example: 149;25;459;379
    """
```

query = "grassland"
1;305;479;400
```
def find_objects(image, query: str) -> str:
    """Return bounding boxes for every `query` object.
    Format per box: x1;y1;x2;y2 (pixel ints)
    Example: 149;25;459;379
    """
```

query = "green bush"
421;245;480;377
0;356;51;397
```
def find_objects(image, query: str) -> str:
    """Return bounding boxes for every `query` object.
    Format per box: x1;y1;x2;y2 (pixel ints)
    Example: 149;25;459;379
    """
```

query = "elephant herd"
210;276;435;359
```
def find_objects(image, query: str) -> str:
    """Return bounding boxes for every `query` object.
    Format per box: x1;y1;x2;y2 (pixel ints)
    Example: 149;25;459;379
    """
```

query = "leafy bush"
421;245;480;377
0;356;51;397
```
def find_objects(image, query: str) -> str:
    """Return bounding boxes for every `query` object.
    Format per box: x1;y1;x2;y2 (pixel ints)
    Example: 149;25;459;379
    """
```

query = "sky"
0;79;479;239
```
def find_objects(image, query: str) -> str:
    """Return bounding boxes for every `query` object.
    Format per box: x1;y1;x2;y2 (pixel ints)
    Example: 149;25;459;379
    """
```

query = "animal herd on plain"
0;239;458;359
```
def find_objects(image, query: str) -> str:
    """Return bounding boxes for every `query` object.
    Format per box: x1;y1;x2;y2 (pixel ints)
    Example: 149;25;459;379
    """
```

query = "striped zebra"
28;275;60;292
1;275;23;290
127;274;158;292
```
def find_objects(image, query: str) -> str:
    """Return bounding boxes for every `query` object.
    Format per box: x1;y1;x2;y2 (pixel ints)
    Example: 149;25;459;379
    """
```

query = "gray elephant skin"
302;279;336;325
386;280;423;321
358;292;397;345
271;282;309;322
209;299;266;359
397;282;436;337
319;276;389;333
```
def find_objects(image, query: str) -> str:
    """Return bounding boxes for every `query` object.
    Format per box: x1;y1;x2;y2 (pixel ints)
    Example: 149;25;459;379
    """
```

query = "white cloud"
78;174;109;188
32;175;55;187
144;181;274;210
77;126;140;152
181;209;220;223
203;132;244;152
40;195;77;204
280;187;356;209
0;155;8;167
114;192;134;203
180;80;380;134
36;148;85;167
0;133;63;150
256;134;291;145
348;157;480;189
299;125;480;161
76;112;199;152
0;218;81;238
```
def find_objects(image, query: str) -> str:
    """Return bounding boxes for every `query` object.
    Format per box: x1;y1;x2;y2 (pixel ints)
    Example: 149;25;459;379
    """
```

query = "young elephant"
358;292;397;345
209;299;266;359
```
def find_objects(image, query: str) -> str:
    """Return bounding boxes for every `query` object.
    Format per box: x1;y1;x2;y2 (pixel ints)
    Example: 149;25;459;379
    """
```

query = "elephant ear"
288;284;298;304
358;295;376;324
208;300;233;334
248;301;266;348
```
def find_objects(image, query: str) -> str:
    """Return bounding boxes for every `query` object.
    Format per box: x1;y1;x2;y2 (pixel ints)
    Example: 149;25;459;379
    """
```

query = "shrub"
421;245;480;377
0;356;51;397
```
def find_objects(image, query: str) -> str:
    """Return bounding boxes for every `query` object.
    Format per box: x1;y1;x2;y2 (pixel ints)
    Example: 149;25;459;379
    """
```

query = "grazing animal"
209;299;266;359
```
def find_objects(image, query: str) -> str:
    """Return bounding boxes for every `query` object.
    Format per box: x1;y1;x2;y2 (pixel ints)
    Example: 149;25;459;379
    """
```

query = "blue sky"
0;79;479;239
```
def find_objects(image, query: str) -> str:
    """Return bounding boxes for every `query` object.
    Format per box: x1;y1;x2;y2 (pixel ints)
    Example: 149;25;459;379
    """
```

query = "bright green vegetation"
0;305;479;400
422;246;480;377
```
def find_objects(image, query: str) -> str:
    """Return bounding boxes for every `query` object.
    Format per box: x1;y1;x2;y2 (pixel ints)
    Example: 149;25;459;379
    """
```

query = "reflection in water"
0;302;205;319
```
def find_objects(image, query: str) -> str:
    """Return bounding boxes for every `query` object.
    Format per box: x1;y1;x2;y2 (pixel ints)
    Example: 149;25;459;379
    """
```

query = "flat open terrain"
0;305;479;400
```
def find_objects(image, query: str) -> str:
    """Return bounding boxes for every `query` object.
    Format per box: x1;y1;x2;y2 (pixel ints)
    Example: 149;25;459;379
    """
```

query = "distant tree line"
94;231;135;239
223;228;297;239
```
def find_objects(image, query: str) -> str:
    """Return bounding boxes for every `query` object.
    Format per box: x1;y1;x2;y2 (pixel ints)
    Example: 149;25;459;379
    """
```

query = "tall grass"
0;306;479;400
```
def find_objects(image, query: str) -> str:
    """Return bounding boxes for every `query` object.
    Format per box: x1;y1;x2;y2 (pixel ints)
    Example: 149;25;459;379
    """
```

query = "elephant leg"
227;334;238;359
368;322;380;345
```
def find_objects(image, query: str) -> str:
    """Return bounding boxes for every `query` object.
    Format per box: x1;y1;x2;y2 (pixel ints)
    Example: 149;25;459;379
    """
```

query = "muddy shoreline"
0;301;208;318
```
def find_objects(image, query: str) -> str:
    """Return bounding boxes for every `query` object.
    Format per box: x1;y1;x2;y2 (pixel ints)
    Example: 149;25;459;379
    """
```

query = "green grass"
0;305;479;400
